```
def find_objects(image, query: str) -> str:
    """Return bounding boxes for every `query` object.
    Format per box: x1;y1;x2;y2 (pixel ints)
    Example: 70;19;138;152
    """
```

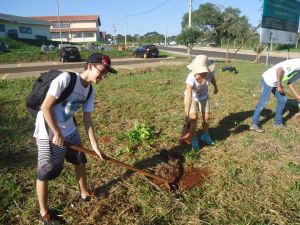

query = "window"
52;32;69;39
61;32;69;38
51;33;60;39
0;24;5;32
83;32;94;38
72;32;82;38
51;22;70;28
51;22;59;28
19;26;32;34
60;22;70;28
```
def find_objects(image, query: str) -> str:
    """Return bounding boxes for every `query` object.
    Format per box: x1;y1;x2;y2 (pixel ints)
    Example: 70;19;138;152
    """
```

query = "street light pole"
56;0;63;47
165;21;167;47
112;24;116;45
188;0;192;27
125;15;127;47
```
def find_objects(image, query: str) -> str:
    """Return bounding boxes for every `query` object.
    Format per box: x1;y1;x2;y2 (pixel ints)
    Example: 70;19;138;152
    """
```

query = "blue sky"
1;0;262;36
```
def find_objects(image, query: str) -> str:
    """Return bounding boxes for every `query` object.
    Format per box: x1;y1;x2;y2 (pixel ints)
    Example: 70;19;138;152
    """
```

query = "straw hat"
187;55;215;74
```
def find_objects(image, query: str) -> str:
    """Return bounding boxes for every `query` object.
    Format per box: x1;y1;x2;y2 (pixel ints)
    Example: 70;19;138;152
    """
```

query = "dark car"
60;46;81;63
0;41;10;52
133;45;159;58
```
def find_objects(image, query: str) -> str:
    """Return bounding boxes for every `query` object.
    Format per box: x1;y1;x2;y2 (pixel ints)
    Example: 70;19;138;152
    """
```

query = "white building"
0;13;50;40
29;15;102;43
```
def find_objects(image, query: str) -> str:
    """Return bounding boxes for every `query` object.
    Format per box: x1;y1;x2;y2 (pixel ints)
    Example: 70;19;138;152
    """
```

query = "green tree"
220;7;250;44
219;7;250;61
176;27;201;60
181;3;222;44
181;3;250;45
141;31;164;44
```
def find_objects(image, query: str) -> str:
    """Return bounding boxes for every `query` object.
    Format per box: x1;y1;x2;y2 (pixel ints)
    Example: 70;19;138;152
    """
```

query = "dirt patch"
154;160;210;192
181;167;210;191
99;136;112;144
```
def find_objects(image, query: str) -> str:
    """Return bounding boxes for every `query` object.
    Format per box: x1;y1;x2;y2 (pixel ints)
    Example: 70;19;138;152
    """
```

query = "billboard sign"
260;0;300;45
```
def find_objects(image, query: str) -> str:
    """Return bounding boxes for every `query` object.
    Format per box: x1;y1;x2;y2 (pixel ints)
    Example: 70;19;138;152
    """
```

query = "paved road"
2;46;300;79
158;46;295;65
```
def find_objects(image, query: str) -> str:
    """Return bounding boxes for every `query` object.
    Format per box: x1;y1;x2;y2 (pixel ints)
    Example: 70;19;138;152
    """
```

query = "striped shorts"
36;130;87;181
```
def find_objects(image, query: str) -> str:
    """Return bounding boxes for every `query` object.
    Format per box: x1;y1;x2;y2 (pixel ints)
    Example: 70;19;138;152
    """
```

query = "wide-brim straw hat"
187;55;215;74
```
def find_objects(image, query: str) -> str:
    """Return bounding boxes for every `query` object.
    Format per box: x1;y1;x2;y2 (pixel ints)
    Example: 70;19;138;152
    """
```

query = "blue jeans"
252;79;287;126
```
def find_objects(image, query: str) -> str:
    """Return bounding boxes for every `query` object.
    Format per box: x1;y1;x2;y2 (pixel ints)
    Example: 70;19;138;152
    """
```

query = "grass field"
0;60;299;224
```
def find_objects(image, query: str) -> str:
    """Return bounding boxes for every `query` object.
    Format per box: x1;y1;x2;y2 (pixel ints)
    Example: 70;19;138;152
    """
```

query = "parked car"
0;41;10;52
133;45;159;58
59;46;81;63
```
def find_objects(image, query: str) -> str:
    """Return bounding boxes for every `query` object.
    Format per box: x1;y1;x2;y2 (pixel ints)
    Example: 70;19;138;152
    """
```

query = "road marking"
1;73;10;79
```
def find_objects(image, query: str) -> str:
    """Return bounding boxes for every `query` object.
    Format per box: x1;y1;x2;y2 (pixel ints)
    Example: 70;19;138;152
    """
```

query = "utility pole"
124;15;127;47
112;24;116;45
138;28;141;44
187;0;192;56
56;0;63;47
165;21;168;47
188;0;192;27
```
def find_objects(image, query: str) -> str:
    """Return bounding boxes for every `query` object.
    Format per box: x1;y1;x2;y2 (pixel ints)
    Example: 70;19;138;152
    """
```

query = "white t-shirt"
33;72;95;139
262;58;300;87
184;71;214;101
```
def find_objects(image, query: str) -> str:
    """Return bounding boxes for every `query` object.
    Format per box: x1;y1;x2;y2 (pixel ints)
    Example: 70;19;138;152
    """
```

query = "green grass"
0;60;300;224
0;48;134;64
0;37;134;64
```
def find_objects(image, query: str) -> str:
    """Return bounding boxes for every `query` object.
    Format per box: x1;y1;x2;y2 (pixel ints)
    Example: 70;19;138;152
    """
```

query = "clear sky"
1;0;263;36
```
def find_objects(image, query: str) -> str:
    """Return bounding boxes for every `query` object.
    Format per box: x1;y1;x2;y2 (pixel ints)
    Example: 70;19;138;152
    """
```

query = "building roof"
29;15;101;26
0;13;50;26
51;27;99;33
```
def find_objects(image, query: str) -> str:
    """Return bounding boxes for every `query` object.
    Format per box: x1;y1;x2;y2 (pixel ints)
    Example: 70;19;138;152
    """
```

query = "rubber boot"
200;132;214;145
191;134;200;150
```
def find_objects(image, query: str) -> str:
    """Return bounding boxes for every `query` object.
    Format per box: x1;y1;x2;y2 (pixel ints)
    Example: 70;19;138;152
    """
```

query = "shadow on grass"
210;105;297;142
94;143;191;195
209;109;273;142
285;99;299;120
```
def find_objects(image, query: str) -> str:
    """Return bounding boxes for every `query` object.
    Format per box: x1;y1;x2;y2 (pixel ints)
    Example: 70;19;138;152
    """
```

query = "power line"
163;1;186;17
127;0;172;17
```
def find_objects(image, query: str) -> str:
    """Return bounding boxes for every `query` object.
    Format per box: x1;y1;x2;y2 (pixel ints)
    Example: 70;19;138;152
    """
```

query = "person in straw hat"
181;55;218;149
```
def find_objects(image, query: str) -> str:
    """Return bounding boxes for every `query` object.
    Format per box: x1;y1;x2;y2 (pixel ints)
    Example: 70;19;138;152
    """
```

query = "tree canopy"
181;3;251;44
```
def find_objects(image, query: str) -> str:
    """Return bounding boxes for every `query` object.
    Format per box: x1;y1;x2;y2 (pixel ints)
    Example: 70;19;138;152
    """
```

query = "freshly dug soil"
172;167;210;191
155;163;210;192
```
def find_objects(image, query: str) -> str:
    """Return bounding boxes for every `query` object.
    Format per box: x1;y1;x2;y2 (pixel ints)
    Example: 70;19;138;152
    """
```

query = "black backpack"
26;70;92;117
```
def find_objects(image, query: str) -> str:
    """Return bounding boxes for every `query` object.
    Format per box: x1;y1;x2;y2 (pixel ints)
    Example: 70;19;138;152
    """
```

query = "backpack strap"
86;85;93;102
56;72;77;104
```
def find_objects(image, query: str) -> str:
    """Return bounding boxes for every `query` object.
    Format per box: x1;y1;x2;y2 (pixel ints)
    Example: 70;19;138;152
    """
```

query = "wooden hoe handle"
64;141;170;185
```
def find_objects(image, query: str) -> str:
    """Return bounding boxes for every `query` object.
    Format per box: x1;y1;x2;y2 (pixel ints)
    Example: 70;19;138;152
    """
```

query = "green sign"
262;0;300;32
261;0;300;44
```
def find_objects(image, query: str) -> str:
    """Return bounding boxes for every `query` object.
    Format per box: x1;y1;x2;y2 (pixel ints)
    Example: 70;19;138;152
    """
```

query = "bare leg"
36;179;49;216
201;112;214;144
188;113;198;139
75;164;89;196
202;112;210;133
